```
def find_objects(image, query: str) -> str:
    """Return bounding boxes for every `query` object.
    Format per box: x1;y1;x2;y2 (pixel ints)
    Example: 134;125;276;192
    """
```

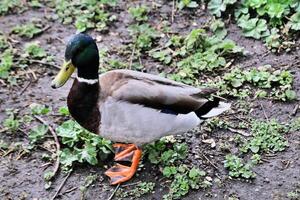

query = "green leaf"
0;49;13;79
239;17;268;39
58;106;70;116
30;103;51;115
12;23;42;38
163;166;177;178
44;171;55;181
288;11;300;30
285;90;296;100
28;124;48;144
246;0;267;9
266;2;288;19
24;42;47;59
128;5;148;21
59;148;78;167
75;143;98;165
208;0;237;17
208;0;225;17
56;120;81;147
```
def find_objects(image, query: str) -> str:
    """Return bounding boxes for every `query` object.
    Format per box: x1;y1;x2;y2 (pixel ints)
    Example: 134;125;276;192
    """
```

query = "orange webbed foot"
105;143;142;185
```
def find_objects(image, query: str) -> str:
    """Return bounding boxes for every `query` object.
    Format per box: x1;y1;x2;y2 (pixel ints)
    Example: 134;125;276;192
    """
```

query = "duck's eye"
65;67;69;71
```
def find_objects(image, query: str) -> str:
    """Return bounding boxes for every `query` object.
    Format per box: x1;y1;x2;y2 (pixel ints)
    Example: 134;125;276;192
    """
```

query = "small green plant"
3;109;20;133
128;5;149;22
163;165;211;200
241;120;288;154
58;106;70;116
145;139;211;199
150;28;243;85
0;49;14;79
145;139;188;166
221;66;296;101
0;0;22;15
129;23;160;50
11;23;42;38
54;0;117;32
208;0;300;50
29;103;51;115
56;120;112;170
24;42;47;59
28;124;48;144
0;34;9;50
208;0;237;17
116;182;155;198
224;154;256;179
177;0;199;10
289;117;300;132
80;174;98;198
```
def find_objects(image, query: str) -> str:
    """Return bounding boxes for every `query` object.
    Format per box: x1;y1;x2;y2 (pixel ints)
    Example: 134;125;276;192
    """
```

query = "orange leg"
105;143;142;185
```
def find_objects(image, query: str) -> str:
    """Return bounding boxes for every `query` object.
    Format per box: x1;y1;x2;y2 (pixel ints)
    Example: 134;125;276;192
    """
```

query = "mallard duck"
51;33;230;185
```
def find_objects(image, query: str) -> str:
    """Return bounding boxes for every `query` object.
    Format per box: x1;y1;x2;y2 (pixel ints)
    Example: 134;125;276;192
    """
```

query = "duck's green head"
51;33;99;89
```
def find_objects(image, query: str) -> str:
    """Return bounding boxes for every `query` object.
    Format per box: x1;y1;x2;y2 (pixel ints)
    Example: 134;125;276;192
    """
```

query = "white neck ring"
77;76;98;84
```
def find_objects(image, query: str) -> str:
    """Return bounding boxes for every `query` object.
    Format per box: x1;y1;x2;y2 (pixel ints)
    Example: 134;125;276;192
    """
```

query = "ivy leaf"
239;16;269;39
288;11;300;30
188;167;204;178
30;103;51;115
56;120;81;147
75;143;98;165
0;49;13;79
178;0;198;10
266;2;288;19
208;0;237;17
58;106;70;116
246;0;267;9
163;166;177;178
285;90;296;100
28;124;48;144
208;0;226;17
59;148;78;167
24;42;47;59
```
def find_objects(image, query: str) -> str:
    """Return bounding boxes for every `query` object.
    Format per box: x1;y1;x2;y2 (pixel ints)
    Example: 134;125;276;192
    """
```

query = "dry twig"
260;103;269;121
51;170;72;200
108;184;120;200
15;58;61;70
34;115;60;178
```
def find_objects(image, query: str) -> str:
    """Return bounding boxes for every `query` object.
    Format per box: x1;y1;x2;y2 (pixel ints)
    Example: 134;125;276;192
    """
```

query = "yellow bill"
51;60;75;89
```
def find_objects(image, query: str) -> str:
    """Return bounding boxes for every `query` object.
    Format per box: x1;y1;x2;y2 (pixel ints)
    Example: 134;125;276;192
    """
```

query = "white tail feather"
201;102;231;118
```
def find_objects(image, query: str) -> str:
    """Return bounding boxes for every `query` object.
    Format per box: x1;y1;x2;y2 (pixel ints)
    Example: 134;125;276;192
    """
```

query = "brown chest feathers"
67;79;100;134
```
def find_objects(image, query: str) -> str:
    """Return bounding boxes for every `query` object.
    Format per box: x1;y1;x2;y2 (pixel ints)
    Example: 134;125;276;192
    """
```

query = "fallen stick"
51;170;72;200
19;80;32;95
107;184;120;200
34;115;60;179
15;58;61;70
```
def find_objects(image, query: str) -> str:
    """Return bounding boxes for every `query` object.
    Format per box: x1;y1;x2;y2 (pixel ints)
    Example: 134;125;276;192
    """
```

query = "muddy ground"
0;1;299;200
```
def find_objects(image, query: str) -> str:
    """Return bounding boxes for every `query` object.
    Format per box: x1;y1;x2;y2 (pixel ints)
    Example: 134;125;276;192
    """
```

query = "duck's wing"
99;69;222;117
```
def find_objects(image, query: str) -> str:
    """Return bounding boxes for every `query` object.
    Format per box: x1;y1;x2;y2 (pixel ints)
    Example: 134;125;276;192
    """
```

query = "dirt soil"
0;1;299;200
